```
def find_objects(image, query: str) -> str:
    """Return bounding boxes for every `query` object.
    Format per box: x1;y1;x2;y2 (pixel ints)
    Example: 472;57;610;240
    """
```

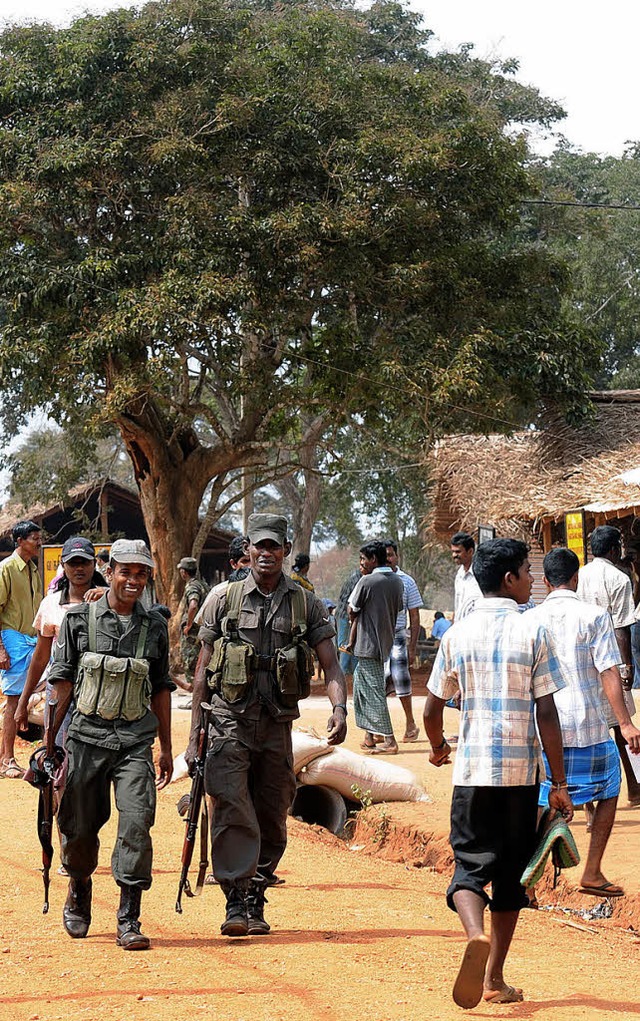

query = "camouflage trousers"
180;632;200;684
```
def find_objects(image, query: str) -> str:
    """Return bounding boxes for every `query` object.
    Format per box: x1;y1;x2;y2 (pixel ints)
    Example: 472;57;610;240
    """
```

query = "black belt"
256;654;276;671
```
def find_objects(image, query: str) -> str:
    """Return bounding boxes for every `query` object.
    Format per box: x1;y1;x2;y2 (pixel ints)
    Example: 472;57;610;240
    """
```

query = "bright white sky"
2;0;638;157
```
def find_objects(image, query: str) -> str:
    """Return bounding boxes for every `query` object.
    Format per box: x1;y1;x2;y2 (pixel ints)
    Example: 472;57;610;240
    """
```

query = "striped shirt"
576;558;635;628
526;590;621;748
428;597;564;787
393;567;424;633
454;565;482;620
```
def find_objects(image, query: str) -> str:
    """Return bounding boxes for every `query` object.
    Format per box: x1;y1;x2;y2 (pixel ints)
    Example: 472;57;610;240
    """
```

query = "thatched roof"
430;391;640;542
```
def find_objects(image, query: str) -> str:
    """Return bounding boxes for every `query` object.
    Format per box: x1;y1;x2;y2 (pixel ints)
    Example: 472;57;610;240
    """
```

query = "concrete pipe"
290;783;348;836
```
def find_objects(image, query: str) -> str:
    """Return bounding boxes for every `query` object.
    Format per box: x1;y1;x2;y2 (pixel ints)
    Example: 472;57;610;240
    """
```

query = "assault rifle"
26;699;65;913
175;703;212;913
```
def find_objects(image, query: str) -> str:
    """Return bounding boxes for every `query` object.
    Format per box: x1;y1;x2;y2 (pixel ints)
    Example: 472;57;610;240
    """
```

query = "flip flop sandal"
0;759;25;779
452;935;491;1009
483;985;524;1004
402;728;420;743
577;881;624;898
365;745;399;756
359;741;376;750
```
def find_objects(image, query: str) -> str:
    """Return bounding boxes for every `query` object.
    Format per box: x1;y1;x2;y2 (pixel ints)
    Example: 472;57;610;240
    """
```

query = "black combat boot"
116;885;150;950
220;884;249;937
246;879;270;935
63;877;92;939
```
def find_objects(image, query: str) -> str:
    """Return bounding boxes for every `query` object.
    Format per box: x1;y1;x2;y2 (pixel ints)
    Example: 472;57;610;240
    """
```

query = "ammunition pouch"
275;636;314;708
76;652;151;721
75;602;151;721
207;580;314;708
208;635;257;703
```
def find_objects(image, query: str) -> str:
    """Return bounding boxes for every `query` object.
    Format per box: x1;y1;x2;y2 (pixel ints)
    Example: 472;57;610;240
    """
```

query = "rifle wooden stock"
175;705;211;913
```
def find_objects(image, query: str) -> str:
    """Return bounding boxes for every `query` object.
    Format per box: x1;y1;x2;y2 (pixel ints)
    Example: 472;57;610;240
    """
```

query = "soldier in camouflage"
178;557;209;688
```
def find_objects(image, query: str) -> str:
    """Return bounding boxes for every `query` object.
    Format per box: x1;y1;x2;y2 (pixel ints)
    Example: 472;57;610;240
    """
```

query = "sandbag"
292;727;334;773
170;752;189;783
298;746;429;803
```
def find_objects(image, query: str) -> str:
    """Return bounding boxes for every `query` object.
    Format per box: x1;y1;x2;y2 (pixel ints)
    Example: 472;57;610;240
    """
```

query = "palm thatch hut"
429;390;640;600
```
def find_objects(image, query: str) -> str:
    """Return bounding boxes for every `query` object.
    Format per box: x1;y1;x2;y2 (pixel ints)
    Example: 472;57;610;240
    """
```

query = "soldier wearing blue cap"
189;513;348;937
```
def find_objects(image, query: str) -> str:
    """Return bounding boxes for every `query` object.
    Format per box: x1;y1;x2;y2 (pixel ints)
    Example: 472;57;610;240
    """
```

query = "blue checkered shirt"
428;597;564;787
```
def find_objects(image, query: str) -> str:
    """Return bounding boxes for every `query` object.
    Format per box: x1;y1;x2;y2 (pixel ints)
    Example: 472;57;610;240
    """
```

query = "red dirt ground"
1;694;640;1021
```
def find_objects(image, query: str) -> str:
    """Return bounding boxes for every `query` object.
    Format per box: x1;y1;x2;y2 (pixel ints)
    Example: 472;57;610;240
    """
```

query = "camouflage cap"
110;538;154;569
247;513;288;547
177;556;198;571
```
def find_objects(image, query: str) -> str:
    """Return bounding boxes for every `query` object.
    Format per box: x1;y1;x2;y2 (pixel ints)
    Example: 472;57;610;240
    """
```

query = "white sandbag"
171;752;189;783
292;727;334;773
298;746;429;803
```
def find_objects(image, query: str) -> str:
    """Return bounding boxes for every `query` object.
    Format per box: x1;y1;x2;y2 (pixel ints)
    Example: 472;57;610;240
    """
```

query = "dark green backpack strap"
135;617;150;659
88;601;97;654
223;579;245;636
290;586;308;638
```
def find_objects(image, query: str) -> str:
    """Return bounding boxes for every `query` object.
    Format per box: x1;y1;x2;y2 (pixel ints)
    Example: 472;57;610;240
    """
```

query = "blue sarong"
0;629;37;696
539;739;620;807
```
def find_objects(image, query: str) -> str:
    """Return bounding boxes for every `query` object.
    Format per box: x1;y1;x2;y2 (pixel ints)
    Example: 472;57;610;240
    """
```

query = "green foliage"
0;0;603;567
525;143;640;386
7;425;134;509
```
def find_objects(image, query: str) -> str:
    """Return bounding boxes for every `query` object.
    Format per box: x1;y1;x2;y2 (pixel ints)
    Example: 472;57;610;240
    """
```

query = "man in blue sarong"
0;519;42;777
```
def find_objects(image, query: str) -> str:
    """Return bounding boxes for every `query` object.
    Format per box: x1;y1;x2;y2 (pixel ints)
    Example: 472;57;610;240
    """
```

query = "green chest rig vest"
75;602;152;721
208;580;314;707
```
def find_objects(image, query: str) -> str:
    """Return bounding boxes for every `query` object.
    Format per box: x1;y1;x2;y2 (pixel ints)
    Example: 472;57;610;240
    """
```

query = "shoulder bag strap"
223;580;245;636
88;601;98;653
290;586;308;637
135;617;150;659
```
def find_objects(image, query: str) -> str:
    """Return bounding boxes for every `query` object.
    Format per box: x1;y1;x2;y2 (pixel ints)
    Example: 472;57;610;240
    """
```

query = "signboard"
41;543;111;591
42;545;64;592
564;510;586;566
477;524;496;546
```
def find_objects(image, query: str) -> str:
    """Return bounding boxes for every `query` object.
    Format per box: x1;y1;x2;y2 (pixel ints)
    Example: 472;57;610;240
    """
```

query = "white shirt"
576;558;635;628
454;564;482;620
393;567;424;634
527;590;621;747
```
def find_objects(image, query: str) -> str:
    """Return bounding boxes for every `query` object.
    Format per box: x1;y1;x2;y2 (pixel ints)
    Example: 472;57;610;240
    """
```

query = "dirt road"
1;695;639;1021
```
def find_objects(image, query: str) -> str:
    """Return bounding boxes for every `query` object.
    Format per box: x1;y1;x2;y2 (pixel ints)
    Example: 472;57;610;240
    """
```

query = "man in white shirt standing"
530;547;640;897
577;525;640;805
451;532;482;621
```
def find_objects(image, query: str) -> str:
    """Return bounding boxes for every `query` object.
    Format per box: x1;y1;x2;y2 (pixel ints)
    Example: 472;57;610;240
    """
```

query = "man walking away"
425;538;572;1009
350;541;404;754
577;525;640;805
451;532;482;621
0;519;43;778
530;547;640;898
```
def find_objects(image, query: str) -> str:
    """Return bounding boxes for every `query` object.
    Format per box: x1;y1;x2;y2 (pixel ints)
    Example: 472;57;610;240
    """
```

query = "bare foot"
402;726;420;742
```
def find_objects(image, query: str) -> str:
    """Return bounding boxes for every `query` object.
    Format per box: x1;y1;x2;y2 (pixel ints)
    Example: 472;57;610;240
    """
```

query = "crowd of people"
425;525;640;1009
0;515;638;1013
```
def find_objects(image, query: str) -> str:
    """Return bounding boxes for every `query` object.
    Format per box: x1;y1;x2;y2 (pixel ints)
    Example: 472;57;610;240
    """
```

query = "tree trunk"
290;468;322;560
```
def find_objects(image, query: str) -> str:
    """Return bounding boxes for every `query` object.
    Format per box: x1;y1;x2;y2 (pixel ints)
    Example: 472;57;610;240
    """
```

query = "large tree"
0;0;600;609
525;143;640;386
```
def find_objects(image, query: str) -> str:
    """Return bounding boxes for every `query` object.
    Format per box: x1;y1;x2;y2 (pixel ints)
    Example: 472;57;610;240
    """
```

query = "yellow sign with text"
565;511;586;566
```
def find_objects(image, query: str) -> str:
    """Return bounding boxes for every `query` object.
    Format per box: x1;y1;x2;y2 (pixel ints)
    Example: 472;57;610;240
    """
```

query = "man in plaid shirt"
529;547;640;898
425;538;573;1009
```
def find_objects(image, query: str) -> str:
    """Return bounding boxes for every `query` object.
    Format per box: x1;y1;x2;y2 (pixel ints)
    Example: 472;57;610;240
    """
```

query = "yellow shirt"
0;550;43;635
